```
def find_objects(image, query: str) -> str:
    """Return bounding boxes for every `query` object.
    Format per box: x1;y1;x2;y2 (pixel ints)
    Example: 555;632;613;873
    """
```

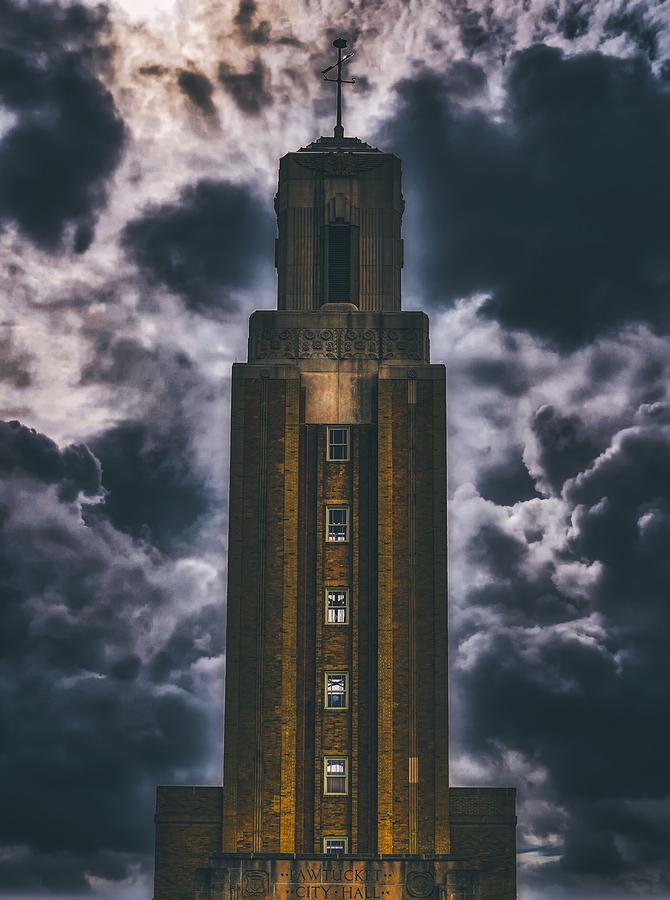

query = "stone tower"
153;56;517;900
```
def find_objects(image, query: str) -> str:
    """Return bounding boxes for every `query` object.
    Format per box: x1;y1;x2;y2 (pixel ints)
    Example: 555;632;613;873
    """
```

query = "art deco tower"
154;39;517;900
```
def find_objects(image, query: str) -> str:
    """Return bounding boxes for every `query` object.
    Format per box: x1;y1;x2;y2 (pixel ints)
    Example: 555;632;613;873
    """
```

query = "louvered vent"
328;226;351;301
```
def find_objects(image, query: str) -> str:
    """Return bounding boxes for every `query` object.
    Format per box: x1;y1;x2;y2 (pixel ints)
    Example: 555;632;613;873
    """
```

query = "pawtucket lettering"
288;866;383;891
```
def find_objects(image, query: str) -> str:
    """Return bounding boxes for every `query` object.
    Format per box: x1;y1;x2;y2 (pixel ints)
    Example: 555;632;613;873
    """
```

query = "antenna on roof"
321;38;356;140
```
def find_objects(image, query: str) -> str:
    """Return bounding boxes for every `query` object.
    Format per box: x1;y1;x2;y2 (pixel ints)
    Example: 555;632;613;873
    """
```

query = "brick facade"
153;134;517;899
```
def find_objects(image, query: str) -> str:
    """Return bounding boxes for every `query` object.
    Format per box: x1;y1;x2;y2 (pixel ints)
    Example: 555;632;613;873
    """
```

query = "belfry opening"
153;37;517;900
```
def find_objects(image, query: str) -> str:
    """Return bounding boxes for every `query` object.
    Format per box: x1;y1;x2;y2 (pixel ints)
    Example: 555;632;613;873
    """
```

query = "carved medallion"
299;328;339;358
243;870;269;896
254;328;297;360
340;328;379;359
405;870;435;898
382;328;423;360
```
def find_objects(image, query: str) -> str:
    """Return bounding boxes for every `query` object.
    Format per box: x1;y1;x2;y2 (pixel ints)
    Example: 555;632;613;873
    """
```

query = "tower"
154;40;517;900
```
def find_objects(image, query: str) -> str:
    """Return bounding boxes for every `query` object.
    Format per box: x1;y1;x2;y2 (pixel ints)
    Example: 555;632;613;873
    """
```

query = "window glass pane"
327;507;348;541
326;590;348;624
326;673;347;708
325;758;347;794
324;837;347;854
328;427;349;461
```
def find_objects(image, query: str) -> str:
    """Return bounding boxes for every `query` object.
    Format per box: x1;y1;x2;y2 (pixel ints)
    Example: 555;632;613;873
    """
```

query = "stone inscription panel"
269;863;423;900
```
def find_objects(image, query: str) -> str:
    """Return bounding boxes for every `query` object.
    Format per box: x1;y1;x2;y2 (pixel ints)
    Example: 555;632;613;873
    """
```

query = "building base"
153;788;516;900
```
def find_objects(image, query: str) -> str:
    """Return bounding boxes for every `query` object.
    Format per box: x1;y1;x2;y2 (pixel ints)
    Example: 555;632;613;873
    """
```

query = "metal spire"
321;37;355;140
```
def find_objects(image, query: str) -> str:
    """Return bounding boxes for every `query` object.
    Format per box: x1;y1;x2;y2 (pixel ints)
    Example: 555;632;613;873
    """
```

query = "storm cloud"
384;45;670;348
0;0;125;252
3;1;670;897
121;179;274;315
0;421;223;890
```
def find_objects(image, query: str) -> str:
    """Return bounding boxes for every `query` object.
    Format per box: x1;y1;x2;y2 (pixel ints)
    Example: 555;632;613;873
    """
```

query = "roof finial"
321;37;356;140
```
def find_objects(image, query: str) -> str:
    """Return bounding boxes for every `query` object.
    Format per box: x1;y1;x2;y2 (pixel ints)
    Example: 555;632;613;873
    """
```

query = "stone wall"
449;788;517;900
154;786;223;900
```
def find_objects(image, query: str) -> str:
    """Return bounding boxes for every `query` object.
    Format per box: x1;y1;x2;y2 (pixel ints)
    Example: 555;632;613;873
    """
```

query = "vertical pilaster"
407;375;418;854
280;379;300;850
253;376;269;852
377;379;394;853
433;373;450;852
222;367;246;852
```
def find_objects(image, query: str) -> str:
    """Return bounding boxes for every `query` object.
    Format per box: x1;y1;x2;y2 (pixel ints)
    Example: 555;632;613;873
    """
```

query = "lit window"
323;836;348;855
325;589;349;625
326;506;349;542
324;757;348;795
325;672;349;709
327;427;350;461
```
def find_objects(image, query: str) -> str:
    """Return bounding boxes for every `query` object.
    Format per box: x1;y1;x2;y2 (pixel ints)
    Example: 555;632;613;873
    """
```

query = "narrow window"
327;426;350;461
323;836;348;855
326;506;349;542
325;589;349;625
324;757;348;795
325;672;349;709
328;225;351;301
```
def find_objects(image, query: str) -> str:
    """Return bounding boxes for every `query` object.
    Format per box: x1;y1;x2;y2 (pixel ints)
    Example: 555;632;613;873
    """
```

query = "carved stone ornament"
382;328;423;360
251;327;424;362
295;152;387;177
299;328;339;358
255;328;298;360
243;870;269;896
405;870;435;898
340;328;379;360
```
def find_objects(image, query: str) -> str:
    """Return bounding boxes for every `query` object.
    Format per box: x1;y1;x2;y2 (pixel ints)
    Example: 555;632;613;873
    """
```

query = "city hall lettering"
287;886;381;899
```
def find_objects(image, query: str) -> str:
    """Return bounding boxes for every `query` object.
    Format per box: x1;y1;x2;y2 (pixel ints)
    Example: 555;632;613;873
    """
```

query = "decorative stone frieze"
251;325;424;363
295;152;387;177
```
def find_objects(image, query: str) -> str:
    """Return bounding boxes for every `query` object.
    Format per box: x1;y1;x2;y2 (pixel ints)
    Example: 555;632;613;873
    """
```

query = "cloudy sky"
1;0;670;897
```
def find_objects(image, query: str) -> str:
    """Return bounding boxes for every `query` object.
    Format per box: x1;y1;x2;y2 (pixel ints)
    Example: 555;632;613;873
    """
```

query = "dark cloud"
0;334;33;387
0;0;125;251
531;404;601;494
121;179;274;315
177;68;217;117
0;421;223;890
476;447;540;505
558;0;593;40
382;46;670;348
463;355;530;396
0;419;101;501
604;4;660;60
457;5;508;57
232;0;302;47
218;58;272;115
452;414;670;891
233;0;271;45
88;420;210;553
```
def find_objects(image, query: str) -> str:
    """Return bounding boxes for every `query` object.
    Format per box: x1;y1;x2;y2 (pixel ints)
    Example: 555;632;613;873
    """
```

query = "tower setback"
153;51;517;900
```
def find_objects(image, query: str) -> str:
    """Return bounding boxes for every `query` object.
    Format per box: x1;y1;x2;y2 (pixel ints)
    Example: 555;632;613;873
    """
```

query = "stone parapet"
194;854;480;900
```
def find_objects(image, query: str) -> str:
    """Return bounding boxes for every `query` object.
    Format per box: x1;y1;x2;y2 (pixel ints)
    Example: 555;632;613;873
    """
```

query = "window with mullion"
324;757;348;795
323;836;348;854
325;589;349;624
327;426;350;461
324;671;348;709
326;505;349;542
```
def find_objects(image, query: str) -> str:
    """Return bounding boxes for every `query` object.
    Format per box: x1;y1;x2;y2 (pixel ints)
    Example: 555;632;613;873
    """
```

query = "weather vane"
321;37;355;140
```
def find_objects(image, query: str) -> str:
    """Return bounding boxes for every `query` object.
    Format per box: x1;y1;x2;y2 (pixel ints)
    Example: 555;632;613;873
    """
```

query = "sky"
0;0;669;897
